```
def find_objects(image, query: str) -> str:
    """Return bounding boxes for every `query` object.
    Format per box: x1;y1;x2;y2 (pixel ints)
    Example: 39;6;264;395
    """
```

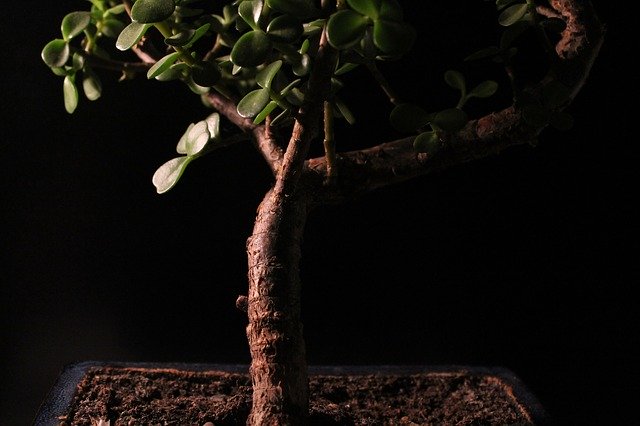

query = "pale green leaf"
152;156;193;194
147;52;181;79
61;12;91;41
63;75;79;114
116;22;151;50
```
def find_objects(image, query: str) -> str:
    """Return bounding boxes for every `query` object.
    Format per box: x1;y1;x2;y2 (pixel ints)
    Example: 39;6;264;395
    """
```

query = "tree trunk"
245;187;311;425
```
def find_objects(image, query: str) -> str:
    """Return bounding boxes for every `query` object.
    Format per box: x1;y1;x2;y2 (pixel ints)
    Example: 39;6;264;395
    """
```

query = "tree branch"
304;0;604;205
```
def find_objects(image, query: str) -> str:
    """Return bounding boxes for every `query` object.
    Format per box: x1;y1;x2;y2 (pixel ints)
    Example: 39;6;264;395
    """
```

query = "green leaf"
292;53;311;76
205;113;221;140
131;0;175;23
256;60;283;89
165;29;196;46
390;104;433;133
433;108;468;132
327;10;369;50
100;18;126;38
464;46;501;62
63;75;79;114
155;62;188;81
266;0;318;18
184;23;211;48
51;67;68;77
72;53;85;71
230;30;272;67
495;0;520;11
82;68;102;101
334;97;355;125
498;3;529;27
335;62;359;75
267;15;303;43
106;4;127;15
413;131;439;154
185;121;210;156
152;156;193;194
468;80;498;99
444;70;465;92
238;0;259;29
176;123;193;154
347;0;381;19
61;12;92;41
41;39;70;67
254;100;278;124
372;19;415;55
116;22;151;50
147;52;181;79
191;60;222;87
237;88;271;118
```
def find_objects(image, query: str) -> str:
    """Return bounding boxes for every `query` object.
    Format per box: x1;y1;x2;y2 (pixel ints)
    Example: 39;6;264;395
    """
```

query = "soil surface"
58;367;536;425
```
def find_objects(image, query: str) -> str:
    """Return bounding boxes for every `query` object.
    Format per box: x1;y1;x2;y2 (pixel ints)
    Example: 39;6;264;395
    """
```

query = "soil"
57;367;537;425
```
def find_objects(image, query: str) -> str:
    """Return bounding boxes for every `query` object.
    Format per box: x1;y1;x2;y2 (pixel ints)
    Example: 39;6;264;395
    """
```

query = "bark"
244;30;337;425
211;1;603;424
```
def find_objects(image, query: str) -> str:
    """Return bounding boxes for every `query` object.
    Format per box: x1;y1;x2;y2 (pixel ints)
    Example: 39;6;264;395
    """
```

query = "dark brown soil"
58;367;535;425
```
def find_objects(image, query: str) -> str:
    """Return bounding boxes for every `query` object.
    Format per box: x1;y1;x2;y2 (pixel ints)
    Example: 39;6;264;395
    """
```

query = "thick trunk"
245;187;310;425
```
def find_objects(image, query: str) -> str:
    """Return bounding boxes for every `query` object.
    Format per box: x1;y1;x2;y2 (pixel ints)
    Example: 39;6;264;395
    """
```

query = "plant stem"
323;101;337;184
366;61;400;105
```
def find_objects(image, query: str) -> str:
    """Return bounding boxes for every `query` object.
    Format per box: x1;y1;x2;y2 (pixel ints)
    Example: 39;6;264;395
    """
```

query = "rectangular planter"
35;362;548;425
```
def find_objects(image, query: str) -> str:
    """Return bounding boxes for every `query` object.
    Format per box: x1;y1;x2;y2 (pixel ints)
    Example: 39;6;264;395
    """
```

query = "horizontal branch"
304;0;604;205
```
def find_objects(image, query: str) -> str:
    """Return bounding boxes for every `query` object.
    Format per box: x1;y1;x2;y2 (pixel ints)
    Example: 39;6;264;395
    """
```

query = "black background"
1;1;636;425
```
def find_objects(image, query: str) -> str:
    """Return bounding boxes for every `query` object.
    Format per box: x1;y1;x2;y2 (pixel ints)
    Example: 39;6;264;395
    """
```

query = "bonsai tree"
42;0;602;423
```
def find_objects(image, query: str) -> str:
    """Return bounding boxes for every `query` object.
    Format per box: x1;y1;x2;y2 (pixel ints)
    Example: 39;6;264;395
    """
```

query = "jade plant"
42;0;603;423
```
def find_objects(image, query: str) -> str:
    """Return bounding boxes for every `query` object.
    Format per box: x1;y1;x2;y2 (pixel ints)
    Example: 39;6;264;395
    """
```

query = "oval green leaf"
433;108;468;132
41;39;70;67
468;80;498;99
152;156;192;194
205;113;221;140
444;70;466;92
372;18;415;55
498;3;529;27
464;46;500;62
413;131;439;154
237;88;271;118
390;104;433;133
256;60;283;89
327;10;369;50
131;0;175;23
347;0;380;19
230;30;272;67
147;51;181;79
61;11;92;41
116;22;150;50
63;75;79;114
267;15;303;43
165;29;195;46
82;69;102;101
100;18;126;38
185;121;210;156
253;100;278;124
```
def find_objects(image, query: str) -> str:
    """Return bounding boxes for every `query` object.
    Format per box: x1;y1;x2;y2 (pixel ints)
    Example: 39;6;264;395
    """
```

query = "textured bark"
212;1;602;424
244;29;337;425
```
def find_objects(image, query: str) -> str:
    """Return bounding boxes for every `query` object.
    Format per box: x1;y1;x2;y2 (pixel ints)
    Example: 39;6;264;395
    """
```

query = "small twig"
76;49;151;73
365;61;401;106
